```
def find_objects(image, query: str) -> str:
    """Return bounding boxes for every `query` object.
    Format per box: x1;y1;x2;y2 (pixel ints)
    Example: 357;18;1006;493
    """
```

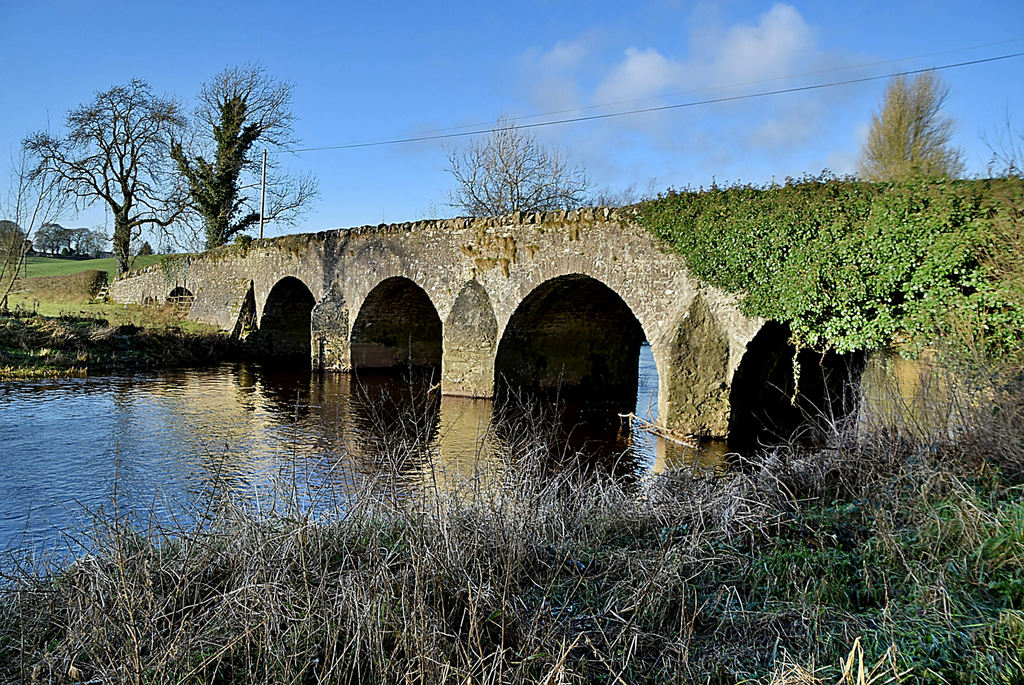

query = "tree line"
0;219;107;267
30;223;108;257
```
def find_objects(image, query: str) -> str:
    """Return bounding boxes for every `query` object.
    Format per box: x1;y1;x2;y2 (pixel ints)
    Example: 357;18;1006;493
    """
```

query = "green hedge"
638;175;1024;355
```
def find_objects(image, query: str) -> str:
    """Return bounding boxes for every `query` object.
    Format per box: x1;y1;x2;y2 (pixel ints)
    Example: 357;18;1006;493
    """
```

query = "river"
0;344;729;552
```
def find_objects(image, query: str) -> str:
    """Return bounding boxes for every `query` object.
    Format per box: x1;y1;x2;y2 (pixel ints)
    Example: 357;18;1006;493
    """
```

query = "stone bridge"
110;207;853;440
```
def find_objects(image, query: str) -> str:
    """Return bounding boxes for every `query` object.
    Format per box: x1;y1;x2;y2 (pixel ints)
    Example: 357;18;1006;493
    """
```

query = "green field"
20;254;168;280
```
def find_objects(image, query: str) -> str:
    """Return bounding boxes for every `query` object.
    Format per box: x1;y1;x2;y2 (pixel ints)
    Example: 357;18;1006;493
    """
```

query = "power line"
289;50;1024;154
420;36;1024;135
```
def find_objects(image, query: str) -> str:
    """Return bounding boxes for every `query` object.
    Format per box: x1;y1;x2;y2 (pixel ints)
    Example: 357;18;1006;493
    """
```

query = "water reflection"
0;344;727;550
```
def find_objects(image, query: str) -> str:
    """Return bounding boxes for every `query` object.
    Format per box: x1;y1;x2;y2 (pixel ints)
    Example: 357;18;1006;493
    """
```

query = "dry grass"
1;354;1023;683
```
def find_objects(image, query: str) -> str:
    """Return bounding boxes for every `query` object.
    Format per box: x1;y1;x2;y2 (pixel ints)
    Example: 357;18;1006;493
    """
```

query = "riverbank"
1;356;1021;683
0;311;238;379
1;260;238;379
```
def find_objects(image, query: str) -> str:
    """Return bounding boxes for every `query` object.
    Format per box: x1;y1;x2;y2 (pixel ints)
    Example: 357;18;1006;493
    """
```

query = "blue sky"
1;1;1022;244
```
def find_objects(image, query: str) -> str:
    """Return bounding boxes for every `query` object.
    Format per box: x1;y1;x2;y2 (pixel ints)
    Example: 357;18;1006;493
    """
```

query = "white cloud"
749;100;824;150
516;35;594;113
532;38;589;73
511;3;872;188
589;3;816;107
593;47;681;105
576;2;824;147
711;4;815;85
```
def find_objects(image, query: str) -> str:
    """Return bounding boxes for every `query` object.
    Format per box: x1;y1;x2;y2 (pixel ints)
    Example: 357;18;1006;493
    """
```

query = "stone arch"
727;321;799;448
256;276;316;362
727;321;867;449
493;274;646;412
443;279;498;397
350;276;442;370
166;286;195;316
167;286;193;302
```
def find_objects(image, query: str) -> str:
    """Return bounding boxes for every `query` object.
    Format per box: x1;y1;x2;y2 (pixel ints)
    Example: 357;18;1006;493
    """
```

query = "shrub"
639;176;1024;358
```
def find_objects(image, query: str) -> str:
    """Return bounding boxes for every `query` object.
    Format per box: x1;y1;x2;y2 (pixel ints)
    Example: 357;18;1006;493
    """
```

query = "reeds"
1;351;1023;684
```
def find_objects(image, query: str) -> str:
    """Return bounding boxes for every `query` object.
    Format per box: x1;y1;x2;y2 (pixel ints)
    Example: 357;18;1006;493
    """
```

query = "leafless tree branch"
982;107;1024;178
0;149;70;308
446;115;591;217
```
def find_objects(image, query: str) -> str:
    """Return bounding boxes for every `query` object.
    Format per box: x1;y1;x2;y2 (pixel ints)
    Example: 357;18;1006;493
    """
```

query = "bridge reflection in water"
242;341;728;499
0;345;726;550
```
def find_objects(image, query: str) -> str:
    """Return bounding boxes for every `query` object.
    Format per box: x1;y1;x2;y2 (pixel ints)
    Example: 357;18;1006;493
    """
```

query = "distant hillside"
22;255;167;280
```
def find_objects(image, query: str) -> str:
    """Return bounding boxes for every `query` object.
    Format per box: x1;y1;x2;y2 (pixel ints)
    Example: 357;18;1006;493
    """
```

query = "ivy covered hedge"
638;175;1024;355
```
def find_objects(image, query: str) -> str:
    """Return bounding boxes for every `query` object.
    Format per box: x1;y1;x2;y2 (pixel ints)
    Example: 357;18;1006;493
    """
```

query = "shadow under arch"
350;276;442;372
493;274;647;413
166;286;194;316
255;276;316;363
728;321;866;450
166;286;194;302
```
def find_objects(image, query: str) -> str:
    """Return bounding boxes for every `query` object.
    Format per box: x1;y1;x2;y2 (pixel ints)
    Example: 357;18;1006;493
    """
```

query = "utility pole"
259;149;267;240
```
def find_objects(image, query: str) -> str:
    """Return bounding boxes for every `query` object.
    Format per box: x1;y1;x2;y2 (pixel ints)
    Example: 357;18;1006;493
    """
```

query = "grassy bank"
1;355;1022;683
0;256;237;378
5;255;166;316
9;269;109;308
20;254;167;281
0;310;237;379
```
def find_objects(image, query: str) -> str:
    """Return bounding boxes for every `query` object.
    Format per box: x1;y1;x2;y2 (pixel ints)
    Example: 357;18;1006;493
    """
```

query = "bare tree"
24;79;187;275
171;63;317;249
446;115;591;216
74;228;108;257
587;179;659;208
858;71;964;181
0;150;68;308
982;109;1024;178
